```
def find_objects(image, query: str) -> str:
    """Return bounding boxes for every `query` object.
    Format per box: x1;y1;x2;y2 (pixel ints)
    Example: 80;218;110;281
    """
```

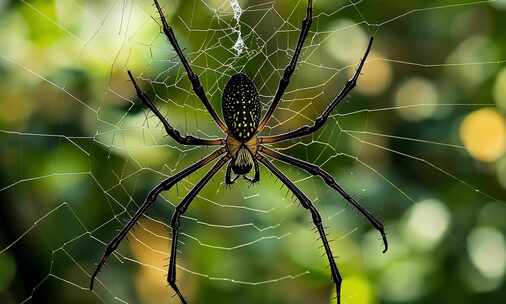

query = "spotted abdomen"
222;73;261;141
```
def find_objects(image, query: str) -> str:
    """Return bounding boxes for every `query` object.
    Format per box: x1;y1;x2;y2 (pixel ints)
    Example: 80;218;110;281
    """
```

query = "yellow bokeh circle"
355;53;393;96
460;108;506;162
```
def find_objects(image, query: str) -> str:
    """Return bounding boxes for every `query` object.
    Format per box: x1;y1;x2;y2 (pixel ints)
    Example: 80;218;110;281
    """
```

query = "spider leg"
225;160;240;185
259;38;373;144
152;0;227;132
257;155;343;304
257;0;313;132
89;148;226;291
244;157;260;183
168;156;229;304
260;146;388;253
128;71;224;146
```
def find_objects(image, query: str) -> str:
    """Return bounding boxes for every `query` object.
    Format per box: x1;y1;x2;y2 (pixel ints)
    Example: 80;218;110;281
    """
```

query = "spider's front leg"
259;37;373;144
257;0;313;131
168;156;229;303
128;71;224;146
258;155;343;304
152;0;227;132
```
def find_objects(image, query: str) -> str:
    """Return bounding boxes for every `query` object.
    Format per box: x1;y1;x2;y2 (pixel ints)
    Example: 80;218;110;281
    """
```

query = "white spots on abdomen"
222;73;261;141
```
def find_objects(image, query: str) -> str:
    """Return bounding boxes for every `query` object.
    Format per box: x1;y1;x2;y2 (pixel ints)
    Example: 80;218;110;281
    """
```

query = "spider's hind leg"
225;161;240;185
261;146;388;253
89;148;226;291
258;155;343;304
167;156;228;303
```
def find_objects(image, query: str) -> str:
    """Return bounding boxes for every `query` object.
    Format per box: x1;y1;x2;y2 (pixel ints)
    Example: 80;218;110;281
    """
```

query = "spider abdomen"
222;73;261;141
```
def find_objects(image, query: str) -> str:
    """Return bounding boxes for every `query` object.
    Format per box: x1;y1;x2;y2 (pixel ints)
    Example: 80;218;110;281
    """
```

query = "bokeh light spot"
459;108;506;162
403;199;451;251
467;227;506;280
132;219;178;303
492;0;506;9
380;260;428;302
394;77;438;121
356;53;393;96
339;276;374;304
447;35;498;87
325;20;368;64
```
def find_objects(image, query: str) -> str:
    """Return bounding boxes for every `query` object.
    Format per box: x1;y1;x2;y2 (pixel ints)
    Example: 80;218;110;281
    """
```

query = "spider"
89;1;387;303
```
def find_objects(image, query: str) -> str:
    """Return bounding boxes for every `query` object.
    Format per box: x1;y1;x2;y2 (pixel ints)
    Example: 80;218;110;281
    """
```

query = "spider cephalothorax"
91;1;387;304
226;134;259;180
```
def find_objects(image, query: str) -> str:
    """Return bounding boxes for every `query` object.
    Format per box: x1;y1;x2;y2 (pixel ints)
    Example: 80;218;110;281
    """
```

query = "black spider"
90;1;387;303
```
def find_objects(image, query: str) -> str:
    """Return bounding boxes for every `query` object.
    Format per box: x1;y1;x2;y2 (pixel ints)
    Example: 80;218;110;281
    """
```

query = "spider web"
1;0;505;303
